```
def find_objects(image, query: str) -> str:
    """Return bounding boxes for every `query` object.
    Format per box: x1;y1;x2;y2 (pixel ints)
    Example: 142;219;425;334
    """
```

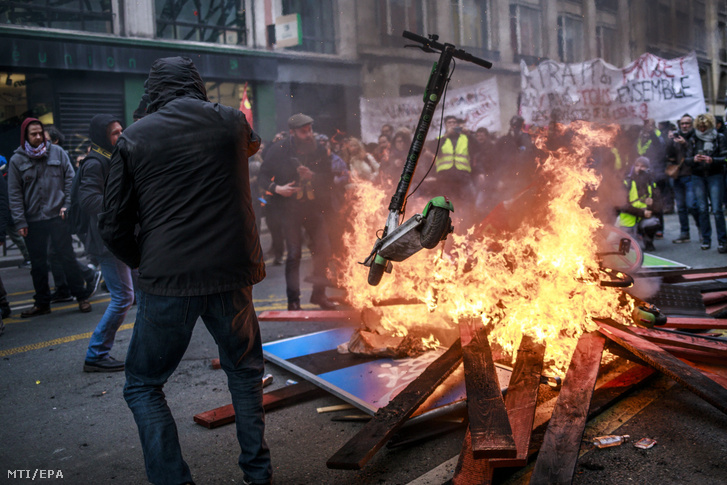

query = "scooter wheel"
420;207;451;249
368;261;386;286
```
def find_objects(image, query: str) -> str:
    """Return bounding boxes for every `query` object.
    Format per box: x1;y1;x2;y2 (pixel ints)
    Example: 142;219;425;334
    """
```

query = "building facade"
0;0;725;159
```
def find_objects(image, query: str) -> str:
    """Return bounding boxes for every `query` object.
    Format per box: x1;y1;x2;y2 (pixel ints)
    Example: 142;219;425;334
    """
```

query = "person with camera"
685;113;727;252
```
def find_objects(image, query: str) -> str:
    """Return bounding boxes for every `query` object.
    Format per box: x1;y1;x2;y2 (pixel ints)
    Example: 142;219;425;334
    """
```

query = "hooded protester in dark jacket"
99;56;264;295
99;56;270;485
77;114;122;258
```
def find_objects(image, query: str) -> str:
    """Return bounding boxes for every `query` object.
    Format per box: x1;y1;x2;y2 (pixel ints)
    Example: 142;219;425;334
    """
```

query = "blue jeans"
672;175;699;237
692;174;727;245
85;256;134;362
124;288;271;485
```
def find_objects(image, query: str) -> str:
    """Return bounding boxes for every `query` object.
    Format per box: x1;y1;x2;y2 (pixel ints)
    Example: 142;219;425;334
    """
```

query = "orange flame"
338;122;635;375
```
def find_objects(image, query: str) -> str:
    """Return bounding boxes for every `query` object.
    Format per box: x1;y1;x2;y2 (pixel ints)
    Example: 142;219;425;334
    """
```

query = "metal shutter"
57;93;124;161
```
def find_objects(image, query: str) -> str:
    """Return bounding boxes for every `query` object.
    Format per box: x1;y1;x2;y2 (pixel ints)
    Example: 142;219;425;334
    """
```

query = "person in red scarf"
7;118;92;316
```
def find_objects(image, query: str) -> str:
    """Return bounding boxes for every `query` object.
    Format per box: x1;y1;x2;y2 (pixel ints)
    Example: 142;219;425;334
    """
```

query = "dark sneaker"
287;300;301;311
78;300;92;313
85;270;103;298
719;244;727;254
18;260;31;269
83;356;124;373
644;242;656;252
50;291;74;303
672;235;690;244
20;305;51;318
701;242;711;250
310;293;338;310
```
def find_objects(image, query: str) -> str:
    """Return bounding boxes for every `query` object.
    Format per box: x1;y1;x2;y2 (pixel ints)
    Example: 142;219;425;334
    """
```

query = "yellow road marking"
0;322;135;358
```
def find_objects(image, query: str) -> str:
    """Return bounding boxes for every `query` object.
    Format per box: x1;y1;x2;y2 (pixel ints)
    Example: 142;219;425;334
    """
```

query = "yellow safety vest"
618;179;652;227
436;135;471;173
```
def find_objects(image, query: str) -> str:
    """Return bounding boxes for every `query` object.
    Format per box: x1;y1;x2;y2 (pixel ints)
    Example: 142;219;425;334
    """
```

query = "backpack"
69;162;90;236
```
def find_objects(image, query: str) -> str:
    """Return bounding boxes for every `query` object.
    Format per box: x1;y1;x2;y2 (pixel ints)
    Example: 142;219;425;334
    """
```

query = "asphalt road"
0;213;726;485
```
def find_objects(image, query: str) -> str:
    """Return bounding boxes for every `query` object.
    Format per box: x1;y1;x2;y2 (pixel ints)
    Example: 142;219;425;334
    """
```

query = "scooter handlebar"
402;31;492;69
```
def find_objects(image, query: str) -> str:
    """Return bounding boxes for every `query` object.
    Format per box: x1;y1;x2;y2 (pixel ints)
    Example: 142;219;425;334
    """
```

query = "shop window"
205;81;252;110
156;0;248;45
557;14;584;63
451;0;492;52
281;0;335;54
0;0;113;33
510;2;543;60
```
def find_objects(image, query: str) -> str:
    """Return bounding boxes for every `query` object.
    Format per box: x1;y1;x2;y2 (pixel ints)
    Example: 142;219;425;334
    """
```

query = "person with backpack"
76;114;132;372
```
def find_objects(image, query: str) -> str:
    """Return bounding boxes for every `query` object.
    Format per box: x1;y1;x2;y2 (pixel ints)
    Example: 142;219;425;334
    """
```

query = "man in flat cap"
259;113;337;310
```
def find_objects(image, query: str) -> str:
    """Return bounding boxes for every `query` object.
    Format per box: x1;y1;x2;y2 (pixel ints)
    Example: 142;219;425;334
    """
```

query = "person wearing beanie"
7;118;92;316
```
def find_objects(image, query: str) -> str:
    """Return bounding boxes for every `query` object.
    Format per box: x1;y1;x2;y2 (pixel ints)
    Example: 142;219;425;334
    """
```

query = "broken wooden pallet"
452;335;545;484
529;331;605;485
326;339;463;470
459;317;516;459
193;381;325;429
257;310;360;322
595;318;727;415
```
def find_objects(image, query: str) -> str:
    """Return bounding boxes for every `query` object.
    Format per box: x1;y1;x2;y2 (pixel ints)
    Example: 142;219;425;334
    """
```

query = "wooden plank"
706;301;727;316
451;429;494;485
529;332;605;485
656;344;727;366
257;310;360;322
678;359;727;389
326;339;463;470
193;381;325;429
459;317;516;459
646;266;727;283
489;335;545;467
628;326;727;358
596;319;727;415
702;290;727;305
661;317;727;330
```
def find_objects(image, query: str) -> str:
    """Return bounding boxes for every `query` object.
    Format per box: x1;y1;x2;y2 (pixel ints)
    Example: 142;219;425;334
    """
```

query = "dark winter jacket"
98;57;264;296
8;131;75;230
665;128;694;178
78;114;122;258
259;136;334;211
685;130;727;178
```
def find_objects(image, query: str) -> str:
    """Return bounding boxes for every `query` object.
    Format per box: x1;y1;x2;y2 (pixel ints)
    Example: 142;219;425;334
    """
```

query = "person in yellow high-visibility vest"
616;157;662;252
431;115;476;227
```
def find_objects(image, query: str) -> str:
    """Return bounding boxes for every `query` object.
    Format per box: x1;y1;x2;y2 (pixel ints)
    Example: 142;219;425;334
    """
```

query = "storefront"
0;26;361;160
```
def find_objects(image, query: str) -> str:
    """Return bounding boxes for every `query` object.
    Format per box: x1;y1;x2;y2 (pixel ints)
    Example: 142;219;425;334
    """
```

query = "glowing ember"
338;122;636;375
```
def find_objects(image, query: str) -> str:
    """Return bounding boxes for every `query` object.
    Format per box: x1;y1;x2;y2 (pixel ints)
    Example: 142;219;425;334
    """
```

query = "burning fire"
339;122;636;375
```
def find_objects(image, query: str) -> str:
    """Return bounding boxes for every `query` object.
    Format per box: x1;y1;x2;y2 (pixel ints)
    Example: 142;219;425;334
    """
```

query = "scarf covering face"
695;128;717;153
24;140;49;159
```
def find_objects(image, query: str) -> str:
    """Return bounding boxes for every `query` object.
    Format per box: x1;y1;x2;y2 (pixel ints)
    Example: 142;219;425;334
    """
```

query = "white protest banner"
360;77;501;143
520;52;706;126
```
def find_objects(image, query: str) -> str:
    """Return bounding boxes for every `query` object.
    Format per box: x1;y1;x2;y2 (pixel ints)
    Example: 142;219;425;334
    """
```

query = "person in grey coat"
7;118;91;316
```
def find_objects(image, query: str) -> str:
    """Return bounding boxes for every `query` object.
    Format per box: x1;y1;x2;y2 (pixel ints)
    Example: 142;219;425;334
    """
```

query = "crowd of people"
2;52;727;484
255;109;727;305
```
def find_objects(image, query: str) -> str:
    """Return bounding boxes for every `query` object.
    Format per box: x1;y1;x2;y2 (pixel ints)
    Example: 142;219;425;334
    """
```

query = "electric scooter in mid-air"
362;31;493;286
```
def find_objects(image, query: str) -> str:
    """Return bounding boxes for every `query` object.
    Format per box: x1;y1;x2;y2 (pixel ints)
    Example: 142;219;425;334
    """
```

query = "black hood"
146;57;208;114
89;114;122;152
